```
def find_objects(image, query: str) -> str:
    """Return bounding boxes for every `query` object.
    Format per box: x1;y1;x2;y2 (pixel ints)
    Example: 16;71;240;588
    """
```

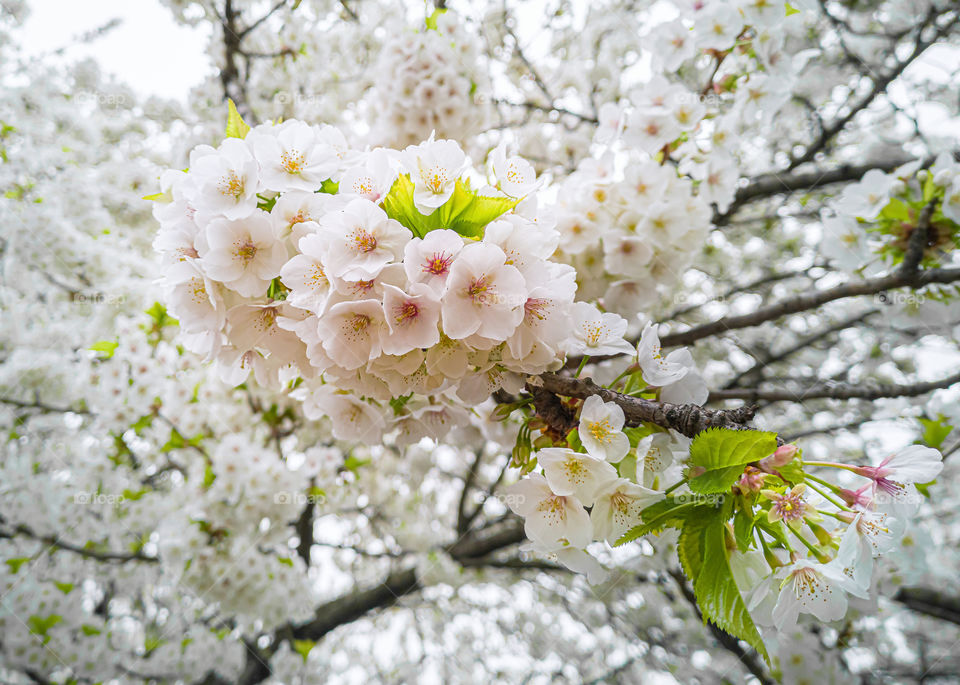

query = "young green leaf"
382;174;518;239
225;99;251;139
688;428;778;494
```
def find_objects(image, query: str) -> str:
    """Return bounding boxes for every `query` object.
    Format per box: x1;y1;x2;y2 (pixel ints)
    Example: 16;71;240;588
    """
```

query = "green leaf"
425;7;447;30
691;514;768;661
774;455;805;485
880;198;910;222
389;393;413;416
382;174;518;239
919;416;953;449
203;463;217;489
344;455;370;473
28;614;62;640
131;413;154;434
5;557;30;574
277;556;294;567
565;428;583;452
615;497;696;545
121;488;149;502
623;425;657;448
54;581;74;594
785;2;799;15
733;507;755;553
80;624;102;636
688;428;778;494
142;192;165;201
89;340;119;359
225;99;251;139
319;178;339;194
293;639;315;663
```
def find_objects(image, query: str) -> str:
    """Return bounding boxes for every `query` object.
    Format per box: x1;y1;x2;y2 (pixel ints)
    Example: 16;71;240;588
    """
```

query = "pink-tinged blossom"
316;298;386;370
563;302;635;356
380;282;442;355
440;242;526;341
403;229;464;294
199;211;287;297
315;198;410;281
761;484;817;526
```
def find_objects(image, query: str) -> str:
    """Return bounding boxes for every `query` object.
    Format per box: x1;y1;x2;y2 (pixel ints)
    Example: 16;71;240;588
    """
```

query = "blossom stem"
575;355;591;379
794;527;829;561
663;478;687;495
804;476;853;511
803;460;859;473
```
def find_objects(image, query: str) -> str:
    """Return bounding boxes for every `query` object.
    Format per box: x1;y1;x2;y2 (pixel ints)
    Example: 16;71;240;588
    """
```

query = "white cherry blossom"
578;395;630;462
563;302;635;356
503;474;592;551
403;135;467;214
591;478;664;544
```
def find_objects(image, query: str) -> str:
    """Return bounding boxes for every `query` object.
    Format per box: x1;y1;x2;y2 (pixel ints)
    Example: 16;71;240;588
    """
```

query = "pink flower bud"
758;444;798;471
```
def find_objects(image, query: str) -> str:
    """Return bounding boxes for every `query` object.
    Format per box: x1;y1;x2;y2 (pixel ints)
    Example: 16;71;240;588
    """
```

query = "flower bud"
807;521;834;547
735;466;766;494
757;444;798;472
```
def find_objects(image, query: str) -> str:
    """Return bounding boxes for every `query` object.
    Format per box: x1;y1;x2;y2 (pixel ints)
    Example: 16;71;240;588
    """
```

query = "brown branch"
901;199;938;274
532;373;757;439
895;587;960;626
659;265;960;348
709;370;960;403
456;450;485;535
0;525;158;564
0;396;90;415
785;8;956;171
723;309;879;389
668;569;776;685
294;494;314;566
714;156;915;226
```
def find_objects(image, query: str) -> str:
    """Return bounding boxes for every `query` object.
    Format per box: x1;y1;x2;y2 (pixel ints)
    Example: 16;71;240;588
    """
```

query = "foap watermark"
274;91;323;107
671;492;725;506
72;292;126;308
494;492;527;510
273;491;327;506
76;91;129;108
74;491;125;505
875;291;926;307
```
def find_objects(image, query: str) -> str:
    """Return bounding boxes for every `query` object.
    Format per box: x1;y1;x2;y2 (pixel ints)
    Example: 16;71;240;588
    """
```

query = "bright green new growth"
382;174;519;239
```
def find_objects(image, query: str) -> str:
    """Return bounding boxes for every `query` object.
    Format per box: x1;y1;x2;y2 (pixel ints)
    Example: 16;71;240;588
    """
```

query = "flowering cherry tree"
4;0;960;683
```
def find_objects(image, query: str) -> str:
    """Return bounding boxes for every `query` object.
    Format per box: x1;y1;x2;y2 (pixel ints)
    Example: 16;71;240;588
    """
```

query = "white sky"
19;0;211;101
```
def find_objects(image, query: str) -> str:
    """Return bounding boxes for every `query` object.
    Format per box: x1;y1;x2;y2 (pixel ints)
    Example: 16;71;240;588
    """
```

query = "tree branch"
668;569;776;685
532;373;758;439
895;587;960;626
709;370;960;403
659;266;960;348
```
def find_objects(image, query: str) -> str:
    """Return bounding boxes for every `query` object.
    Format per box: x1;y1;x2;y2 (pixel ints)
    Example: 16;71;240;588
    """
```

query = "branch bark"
533;373;758;439
659;266;960;348
709;370;960;403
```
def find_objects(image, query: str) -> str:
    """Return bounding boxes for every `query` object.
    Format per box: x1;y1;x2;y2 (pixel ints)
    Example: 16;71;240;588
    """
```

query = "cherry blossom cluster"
505;356;945;638
366;10;488;149
551;155;712;318
153;119;632;443
822;152;960;275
